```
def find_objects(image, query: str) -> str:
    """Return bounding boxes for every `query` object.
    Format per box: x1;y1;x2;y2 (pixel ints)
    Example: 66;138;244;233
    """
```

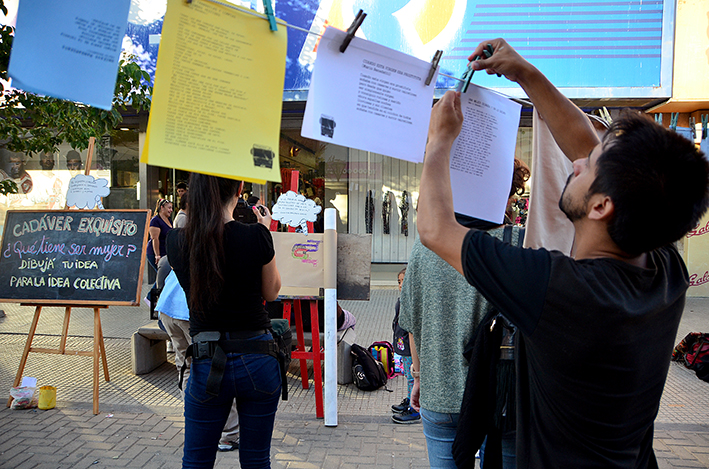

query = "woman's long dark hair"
184;174;241;312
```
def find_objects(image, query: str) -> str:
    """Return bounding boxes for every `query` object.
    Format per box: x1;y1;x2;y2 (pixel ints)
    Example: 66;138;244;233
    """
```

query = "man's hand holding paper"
427;91;463;153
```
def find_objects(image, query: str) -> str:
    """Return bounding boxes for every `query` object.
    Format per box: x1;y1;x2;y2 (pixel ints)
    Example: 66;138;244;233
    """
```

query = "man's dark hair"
178;191;188;211
589;110;709;256
176;181;188;190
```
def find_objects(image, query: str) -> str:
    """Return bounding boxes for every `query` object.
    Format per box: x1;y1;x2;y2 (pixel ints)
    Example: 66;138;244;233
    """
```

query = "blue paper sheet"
8;0;131;110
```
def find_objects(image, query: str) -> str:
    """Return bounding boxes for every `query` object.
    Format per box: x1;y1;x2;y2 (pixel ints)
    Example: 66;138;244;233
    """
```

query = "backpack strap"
503;225;512;244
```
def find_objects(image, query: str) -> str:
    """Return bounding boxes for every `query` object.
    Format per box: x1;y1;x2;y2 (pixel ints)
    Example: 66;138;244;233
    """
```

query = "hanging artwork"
400;190;409;236
365;190;374;234
383;191;393;234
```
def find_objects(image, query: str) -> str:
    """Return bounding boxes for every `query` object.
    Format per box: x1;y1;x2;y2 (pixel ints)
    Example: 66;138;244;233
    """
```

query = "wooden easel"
6;138;125;415
7;303;109;414
273;169;324;418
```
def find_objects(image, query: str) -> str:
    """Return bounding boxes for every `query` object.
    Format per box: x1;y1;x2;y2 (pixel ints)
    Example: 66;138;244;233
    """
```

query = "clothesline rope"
195;0;533;105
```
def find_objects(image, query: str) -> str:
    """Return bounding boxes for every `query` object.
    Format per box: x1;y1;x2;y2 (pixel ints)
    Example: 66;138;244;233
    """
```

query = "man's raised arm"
416;91;469;274
470;39;600;162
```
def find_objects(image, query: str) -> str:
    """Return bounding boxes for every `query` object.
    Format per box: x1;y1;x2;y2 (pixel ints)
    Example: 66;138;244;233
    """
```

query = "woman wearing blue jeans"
167;174;281;468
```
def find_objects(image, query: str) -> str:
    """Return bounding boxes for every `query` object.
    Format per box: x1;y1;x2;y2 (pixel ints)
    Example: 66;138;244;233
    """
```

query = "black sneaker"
391;407;421;424
391;397;410;414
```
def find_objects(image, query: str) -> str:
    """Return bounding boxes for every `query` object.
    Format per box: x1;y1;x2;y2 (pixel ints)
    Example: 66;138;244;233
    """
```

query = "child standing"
391;267;420;424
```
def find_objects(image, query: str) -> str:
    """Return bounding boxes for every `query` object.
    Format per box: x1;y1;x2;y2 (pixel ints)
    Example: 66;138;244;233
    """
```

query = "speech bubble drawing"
272;190;322;233
66;174;111;209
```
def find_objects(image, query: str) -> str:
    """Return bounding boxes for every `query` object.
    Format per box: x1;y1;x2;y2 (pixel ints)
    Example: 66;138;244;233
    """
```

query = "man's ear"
587;194;614;221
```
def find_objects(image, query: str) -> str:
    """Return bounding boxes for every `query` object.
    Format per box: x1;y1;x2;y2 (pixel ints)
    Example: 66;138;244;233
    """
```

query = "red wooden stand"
282;298;324;418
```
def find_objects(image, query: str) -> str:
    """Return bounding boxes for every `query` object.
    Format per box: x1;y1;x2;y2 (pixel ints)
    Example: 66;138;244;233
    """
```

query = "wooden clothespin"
262;0;278;31
670;112;679;131
601;106;613;124
689;117;696;140
425;50;443;86
654;113;662;125
701;114;708;140
340;9;366;53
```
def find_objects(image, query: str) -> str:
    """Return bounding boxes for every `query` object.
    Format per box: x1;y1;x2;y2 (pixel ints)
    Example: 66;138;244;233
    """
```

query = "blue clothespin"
262;0;277;31
702;114;708;140
670;112;678;131
654;114;662;125
457;44;494;93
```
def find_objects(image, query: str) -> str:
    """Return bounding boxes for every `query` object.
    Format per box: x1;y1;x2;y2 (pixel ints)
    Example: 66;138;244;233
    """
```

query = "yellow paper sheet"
142;0;287;184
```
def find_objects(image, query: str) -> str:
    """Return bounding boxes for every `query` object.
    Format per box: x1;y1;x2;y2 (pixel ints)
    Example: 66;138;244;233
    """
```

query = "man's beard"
558;173;588;222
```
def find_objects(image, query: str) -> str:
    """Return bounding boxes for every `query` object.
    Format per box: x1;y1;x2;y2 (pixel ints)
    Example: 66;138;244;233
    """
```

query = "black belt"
180;330;288;401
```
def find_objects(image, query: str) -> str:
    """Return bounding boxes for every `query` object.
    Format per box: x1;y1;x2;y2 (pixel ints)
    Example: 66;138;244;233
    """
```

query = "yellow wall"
672;0;709;100
686;212;709;296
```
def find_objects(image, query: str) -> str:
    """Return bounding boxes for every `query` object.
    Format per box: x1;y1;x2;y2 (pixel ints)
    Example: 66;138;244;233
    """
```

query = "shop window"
0;129;142;232
263;129;347;232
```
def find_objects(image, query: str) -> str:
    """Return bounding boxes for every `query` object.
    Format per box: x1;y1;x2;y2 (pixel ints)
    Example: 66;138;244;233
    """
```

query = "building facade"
2;1;708;282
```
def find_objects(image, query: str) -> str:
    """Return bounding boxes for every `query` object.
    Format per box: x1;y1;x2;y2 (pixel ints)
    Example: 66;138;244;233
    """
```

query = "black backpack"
350;343;387;391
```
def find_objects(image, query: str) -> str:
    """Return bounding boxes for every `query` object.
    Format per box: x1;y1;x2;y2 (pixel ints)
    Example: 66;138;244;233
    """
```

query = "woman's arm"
148;226;161;262
261;257;281;302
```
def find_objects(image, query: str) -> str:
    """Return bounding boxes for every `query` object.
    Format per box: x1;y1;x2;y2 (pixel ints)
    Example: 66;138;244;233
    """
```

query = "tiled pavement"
0;286;707;468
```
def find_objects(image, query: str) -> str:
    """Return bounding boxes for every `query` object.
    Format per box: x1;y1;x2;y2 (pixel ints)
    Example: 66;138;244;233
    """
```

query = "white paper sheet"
450;84;522;224
8;0;131;110
302;27;437;163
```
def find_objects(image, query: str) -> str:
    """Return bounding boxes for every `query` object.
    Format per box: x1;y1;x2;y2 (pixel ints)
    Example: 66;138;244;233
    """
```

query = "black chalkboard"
0;210;150;305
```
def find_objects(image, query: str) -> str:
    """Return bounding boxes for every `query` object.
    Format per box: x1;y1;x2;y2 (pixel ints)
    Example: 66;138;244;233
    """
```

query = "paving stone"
0;289;708;468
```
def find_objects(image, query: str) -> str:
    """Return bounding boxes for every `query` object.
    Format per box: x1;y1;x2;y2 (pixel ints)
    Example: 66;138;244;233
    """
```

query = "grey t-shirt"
399;228;517;413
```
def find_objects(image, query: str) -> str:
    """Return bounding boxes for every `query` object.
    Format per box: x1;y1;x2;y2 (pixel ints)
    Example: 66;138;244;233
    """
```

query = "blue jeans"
182;334;281;469
480;433;517;469
420;408;459;468
401;355;414;399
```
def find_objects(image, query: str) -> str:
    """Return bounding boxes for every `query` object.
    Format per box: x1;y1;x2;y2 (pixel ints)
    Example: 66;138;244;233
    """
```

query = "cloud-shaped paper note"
66;175;111;209
272;191;322;231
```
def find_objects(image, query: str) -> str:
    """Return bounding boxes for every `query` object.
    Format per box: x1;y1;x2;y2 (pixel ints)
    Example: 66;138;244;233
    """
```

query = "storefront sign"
686;212;709;297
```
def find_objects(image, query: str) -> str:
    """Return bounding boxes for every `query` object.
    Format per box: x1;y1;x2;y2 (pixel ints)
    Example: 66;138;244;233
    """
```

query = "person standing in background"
390;267;420;424
167;174;281;468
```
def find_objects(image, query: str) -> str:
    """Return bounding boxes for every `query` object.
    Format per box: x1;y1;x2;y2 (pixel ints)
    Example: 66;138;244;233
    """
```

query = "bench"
131;320;356;383
131;321;169;375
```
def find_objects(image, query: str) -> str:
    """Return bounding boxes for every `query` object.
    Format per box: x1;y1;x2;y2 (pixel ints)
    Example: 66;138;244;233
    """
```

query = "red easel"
273;169;324;418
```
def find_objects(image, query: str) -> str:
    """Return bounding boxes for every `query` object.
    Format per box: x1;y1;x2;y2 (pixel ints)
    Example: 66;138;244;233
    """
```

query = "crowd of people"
147;39;708;469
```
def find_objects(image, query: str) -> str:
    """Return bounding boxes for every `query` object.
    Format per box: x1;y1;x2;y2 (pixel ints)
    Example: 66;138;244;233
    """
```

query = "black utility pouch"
193;331;220;359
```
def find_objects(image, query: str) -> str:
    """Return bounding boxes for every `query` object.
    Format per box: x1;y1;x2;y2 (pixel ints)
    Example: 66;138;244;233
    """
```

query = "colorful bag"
369;341;396;379
672;332;709;383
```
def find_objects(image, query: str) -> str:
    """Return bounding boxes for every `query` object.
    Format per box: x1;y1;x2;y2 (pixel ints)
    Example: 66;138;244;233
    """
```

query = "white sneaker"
218;439;239;452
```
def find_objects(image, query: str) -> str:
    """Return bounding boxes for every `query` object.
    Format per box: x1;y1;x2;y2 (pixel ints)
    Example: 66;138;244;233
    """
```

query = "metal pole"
323;208;338;426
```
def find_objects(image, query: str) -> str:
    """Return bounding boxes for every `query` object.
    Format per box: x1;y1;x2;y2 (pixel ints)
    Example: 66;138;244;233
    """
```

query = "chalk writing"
0;210;149;304
292;239;322;267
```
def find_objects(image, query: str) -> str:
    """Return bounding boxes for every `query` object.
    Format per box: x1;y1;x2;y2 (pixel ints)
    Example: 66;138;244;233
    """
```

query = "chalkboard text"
12;214;139;238
0;210;149;305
